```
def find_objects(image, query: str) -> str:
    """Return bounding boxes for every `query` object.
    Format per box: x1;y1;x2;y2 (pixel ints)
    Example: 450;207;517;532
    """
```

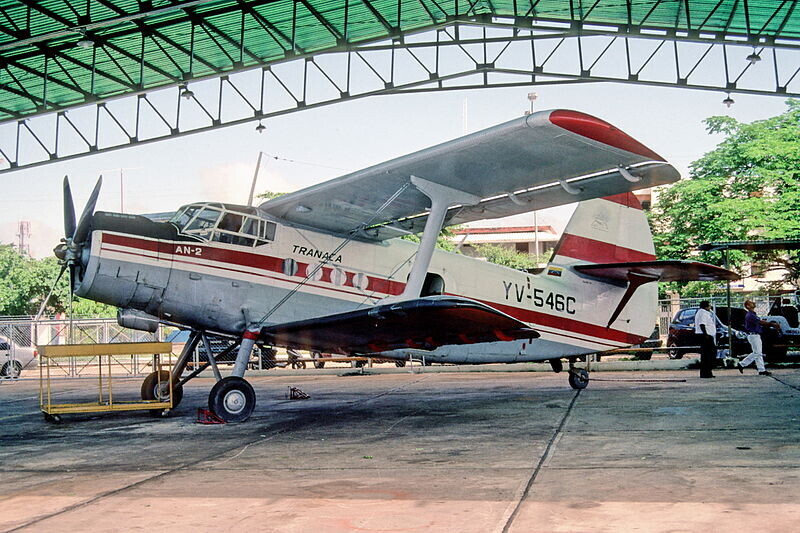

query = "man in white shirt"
694;300;717;378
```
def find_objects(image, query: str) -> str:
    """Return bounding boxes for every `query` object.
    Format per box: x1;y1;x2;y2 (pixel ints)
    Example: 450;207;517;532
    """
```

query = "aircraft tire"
208;376;256;423
568;369;590;390
141;370;183;415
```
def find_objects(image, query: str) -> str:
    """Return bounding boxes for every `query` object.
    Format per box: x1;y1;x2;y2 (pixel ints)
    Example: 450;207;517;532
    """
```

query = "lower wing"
260;296;538;354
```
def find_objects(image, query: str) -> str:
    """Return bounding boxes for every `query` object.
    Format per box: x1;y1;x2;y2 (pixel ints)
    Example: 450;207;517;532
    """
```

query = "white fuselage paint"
77;219;655;364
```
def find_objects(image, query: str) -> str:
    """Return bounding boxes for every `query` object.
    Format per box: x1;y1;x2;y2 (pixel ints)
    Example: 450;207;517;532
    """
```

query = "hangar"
1;0;799;172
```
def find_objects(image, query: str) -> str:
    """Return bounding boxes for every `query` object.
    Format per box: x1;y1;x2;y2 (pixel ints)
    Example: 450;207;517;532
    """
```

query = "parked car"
667;307;787;361
0;336;37;378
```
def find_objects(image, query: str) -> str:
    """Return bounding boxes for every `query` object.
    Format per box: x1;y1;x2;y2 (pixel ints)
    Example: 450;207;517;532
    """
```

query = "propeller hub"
53;243;67;261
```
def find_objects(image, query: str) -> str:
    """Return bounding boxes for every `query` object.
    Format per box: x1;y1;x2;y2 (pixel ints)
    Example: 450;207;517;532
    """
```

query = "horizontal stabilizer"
574;260;739;282
260;296;538;355
574;261;739;328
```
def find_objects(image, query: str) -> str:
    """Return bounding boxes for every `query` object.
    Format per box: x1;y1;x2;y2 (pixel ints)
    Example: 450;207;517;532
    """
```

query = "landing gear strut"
567;360;590;390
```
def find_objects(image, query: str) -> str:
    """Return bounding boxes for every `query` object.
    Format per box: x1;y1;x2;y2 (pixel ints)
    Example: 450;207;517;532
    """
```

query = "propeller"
40;175;103;322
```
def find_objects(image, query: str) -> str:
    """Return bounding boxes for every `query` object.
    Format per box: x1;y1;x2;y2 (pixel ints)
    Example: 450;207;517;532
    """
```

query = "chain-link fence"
0;316;171;379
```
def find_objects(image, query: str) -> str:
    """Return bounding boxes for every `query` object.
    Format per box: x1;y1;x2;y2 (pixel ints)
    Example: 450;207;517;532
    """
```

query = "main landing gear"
140;329;259;423
208;376;256;423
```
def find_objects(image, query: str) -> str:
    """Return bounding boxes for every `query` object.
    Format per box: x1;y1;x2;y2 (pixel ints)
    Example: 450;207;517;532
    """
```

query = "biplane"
50;109;737;421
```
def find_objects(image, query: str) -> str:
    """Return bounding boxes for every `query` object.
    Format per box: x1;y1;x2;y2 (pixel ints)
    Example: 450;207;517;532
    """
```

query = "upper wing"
259;109;680;240
573;260;740;282
259;296;538;355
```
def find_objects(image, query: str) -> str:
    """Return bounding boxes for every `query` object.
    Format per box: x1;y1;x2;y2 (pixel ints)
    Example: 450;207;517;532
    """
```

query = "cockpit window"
170;206;199;228
172;203;276;247
184;207;223;234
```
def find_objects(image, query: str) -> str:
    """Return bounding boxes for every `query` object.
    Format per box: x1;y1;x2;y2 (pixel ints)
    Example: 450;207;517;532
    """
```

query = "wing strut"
389;176;480;302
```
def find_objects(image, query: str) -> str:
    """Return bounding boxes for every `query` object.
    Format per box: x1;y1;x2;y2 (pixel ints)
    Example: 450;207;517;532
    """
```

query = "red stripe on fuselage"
100;233;405;296
554;233;656;263
100;232;645;347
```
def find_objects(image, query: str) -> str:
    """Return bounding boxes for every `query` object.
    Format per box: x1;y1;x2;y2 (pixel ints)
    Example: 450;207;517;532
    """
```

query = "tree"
0;244;115;317
474;244;542;270
650;100;800;295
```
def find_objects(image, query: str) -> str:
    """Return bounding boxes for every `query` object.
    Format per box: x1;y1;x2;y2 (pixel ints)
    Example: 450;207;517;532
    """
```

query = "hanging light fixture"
255;121;266;133
722;93;735;108
75;28;94;49
179;83;194;99
745;47;761;65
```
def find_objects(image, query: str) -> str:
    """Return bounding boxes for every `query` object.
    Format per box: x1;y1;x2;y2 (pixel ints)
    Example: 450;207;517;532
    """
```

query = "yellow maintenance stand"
38;342;174;423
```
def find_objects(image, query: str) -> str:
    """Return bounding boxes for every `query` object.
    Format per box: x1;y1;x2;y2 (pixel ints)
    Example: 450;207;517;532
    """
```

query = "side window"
241;217;276;246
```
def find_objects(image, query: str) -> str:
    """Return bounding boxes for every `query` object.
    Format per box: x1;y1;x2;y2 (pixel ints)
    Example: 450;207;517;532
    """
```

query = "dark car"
667;307;785;360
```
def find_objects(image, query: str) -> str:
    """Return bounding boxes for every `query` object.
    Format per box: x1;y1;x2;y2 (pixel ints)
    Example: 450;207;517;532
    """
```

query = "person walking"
737;300;777;376
695;300;717;378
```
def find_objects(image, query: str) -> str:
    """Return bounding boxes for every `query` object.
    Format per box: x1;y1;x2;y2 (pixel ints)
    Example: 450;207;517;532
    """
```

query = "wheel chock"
287;386;310;400
196;407;226;424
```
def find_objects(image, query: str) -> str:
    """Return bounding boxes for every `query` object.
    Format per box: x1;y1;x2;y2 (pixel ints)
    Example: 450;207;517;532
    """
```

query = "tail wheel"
141;370;183;416
568;369;590;390
666;342;683;360
311;351;325;368
209;376;256;423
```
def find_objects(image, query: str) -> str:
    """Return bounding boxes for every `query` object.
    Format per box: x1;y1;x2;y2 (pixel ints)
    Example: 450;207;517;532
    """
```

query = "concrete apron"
240;357;696;377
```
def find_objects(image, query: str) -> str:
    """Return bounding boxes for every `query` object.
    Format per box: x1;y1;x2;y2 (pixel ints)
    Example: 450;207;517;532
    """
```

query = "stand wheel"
313;360;325;369
352;360;366;368
141;370;183;416
43;413;62;424
568;369;590;390
208;376;256;423
2;361;23;378
291;360;306;369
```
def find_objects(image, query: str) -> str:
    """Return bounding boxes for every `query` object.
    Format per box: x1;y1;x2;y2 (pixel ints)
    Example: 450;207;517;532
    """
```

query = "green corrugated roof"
1;0;798;122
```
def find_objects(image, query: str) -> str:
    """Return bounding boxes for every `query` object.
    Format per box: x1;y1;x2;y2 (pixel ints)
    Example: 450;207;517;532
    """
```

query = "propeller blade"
63;176;76;239
73;175;102;244
33;264;68;323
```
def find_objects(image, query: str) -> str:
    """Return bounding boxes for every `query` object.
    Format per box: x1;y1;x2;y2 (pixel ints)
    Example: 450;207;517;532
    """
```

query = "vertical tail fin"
550;192;656;266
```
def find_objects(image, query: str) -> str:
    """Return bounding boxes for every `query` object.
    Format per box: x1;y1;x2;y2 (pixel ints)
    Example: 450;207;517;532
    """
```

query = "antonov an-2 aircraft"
52;109;736;422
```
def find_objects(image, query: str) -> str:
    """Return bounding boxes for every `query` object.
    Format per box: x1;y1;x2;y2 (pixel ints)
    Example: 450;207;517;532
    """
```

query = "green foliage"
651;100;800;295
401;227;459;252
0;245;115;317
257;191;286;200
475;244;541;270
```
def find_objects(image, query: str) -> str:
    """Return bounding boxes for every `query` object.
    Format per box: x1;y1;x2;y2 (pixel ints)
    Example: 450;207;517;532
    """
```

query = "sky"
0;76;792;258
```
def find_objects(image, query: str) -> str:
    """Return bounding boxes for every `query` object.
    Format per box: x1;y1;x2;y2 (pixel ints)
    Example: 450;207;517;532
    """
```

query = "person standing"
694;301;717;378
737;300;777;376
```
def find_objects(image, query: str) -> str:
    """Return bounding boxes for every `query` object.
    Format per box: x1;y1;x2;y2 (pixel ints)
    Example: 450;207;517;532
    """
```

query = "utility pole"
526;92;540;263
247;152;264;207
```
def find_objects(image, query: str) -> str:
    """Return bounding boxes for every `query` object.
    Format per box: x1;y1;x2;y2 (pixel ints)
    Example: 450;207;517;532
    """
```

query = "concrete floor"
1;367;799;532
